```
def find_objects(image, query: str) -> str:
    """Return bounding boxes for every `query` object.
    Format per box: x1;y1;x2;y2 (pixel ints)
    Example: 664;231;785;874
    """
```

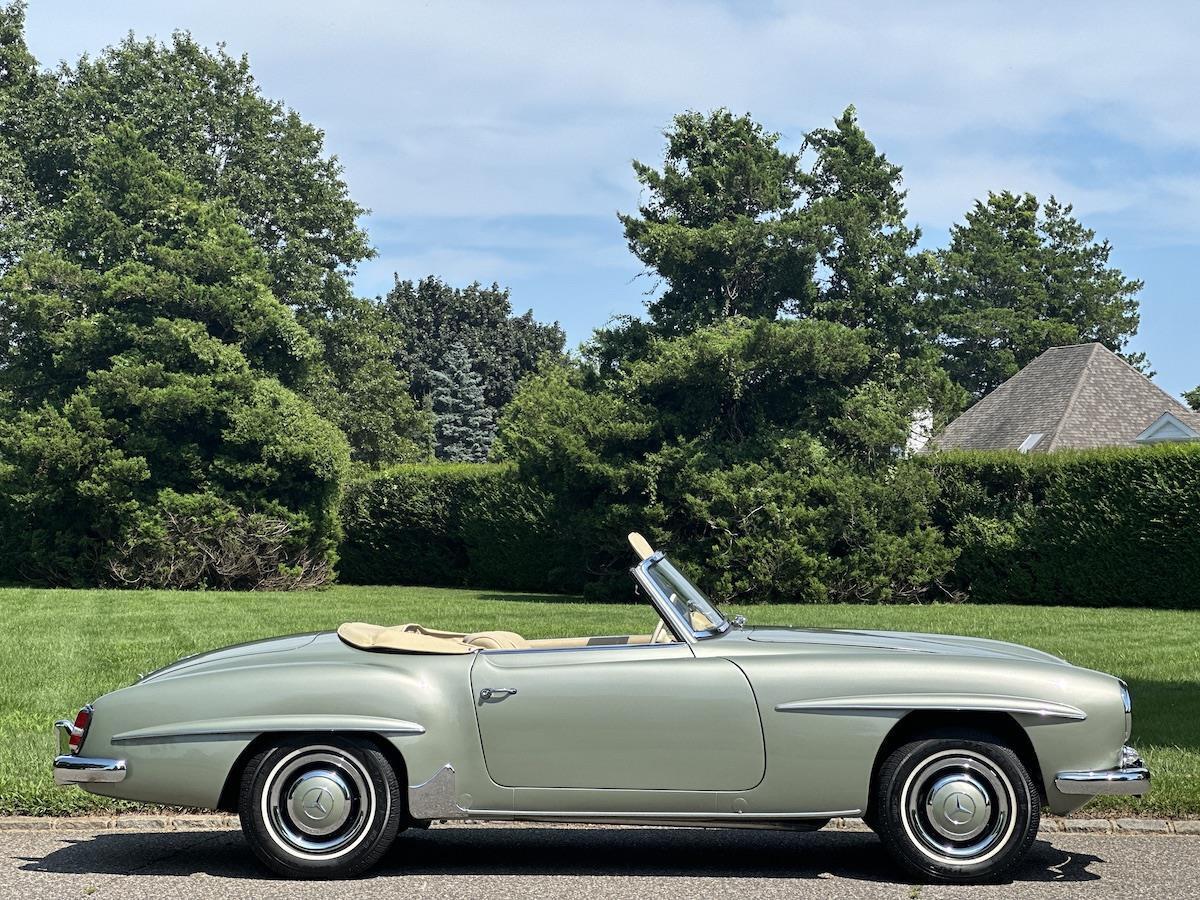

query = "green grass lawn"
1;585;1196;817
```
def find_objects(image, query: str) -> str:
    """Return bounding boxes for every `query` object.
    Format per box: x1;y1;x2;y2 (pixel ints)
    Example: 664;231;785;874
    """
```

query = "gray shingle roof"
930;343;1200;452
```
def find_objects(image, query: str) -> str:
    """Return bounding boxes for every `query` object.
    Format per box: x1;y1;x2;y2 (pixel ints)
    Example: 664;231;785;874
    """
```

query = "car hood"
137;632;321;683
744;627;1068;665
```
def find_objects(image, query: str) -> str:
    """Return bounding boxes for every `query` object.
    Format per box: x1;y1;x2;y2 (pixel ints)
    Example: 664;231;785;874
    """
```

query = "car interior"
335;621;672;654
337;532;689;654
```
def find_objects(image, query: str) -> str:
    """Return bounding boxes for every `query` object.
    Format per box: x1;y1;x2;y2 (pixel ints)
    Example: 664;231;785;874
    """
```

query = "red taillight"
69;707;92;755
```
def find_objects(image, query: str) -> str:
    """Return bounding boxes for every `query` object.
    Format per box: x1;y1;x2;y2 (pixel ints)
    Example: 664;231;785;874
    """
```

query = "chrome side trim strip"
467;808;862;820
111;715;426;743
54;755;127;784
478;641;684;657
407;764;467;819
775;693;1087;722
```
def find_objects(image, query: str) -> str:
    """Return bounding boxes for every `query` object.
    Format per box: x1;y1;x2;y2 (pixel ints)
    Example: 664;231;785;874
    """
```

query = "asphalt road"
1;821;1196;900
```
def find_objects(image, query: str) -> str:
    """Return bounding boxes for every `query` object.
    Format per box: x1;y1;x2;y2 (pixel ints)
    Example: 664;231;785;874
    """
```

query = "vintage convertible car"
54;534;1148;882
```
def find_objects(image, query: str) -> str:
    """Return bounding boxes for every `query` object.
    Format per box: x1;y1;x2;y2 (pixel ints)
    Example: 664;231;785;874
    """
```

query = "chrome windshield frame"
631;551;730;644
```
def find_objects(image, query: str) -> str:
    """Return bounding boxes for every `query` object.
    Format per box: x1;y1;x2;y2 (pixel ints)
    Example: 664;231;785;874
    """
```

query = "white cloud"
20;0;1200;391
24;0;1200;233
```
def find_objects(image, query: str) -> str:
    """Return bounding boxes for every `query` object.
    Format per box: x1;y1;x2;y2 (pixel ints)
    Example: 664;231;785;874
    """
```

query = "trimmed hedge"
340;445;1200;608
926;443;1200;608
338;463;582;593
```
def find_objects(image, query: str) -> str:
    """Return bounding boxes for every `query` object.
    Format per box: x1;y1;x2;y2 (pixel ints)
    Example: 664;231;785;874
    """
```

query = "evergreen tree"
935;192;1144;399
430;343;496;462
0;9;428;466
801;106;931;354
618;109;816;336
384;276;564;412
0;125;349;585
607;107;932;369
303;277;432;468
16;26;371;308
1184;386;1200;412
501;318;952;603
0;2;44;269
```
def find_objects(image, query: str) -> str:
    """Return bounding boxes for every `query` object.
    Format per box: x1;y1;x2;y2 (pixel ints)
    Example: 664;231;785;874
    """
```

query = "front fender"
730;650;1126;816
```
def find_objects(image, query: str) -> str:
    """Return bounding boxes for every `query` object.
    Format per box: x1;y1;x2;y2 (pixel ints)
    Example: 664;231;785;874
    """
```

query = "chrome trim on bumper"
54;716;126;784
54;719;80;756
1055;746;1150;796
53;755;127;784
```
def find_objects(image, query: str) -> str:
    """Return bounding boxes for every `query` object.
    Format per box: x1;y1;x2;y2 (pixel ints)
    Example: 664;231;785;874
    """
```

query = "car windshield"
645;556;729;638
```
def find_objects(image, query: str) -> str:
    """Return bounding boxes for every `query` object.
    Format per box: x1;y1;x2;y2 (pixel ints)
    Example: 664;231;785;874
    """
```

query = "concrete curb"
0;814;1196;835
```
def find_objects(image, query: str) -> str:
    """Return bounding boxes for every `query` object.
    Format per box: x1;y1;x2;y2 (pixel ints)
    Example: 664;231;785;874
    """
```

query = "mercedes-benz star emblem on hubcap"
301;786;333;819
944;792;975;825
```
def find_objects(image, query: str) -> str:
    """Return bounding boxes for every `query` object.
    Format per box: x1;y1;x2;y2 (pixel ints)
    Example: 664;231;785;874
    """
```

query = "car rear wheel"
238;736;403;879
872;733;1040;883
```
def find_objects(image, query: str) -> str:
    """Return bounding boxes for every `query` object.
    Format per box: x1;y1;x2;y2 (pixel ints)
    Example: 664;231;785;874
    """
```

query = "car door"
469;643;765;793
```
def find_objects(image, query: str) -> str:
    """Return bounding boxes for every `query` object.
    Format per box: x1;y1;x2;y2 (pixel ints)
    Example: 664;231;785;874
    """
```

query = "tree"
934;192;1144;399
0;12;438;467
801;106;931;354
301;279;431;468
0;126;349;586
1184;387;1200;412
430;343;496;462
384;276;565;411
617;109;816;336
16;28;370;310
0;2;45;269
607;107;936;373
500;318;953;602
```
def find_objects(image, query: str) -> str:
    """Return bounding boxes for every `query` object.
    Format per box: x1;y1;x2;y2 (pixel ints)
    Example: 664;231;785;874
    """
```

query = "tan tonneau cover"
336;622;474;654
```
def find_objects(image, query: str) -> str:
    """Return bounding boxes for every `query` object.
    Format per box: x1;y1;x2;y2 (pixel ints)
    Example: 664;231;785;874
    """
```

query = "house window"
1018;433;1044;453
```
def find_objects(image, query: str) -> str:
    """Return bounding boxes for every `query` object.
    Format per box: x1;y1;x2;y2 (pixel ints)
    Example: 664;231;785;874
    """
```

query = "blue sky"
24;0;1200;398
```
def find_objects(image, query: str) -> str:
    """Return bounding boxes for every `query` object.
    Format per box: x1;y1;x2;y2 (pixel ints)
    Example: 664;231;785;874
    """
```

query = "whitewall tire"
238;736;403;878
873;733;1040;882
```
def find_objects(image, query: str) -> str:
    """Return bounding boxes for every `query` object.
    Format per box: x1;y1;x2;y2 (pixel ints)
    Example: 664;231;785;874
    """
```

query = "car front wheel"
872;732;1040;883
238;736;403;879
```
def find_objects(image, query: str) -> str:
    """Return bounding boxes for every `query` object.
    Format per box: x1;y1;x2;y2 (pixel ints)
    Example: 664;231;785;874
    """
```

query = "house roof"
931;343;1200;453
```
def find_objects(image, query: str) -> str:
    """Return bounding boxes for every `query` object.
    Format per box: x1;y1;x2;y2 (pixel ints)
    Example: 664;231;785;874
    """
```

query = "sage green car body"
66;613;1134;823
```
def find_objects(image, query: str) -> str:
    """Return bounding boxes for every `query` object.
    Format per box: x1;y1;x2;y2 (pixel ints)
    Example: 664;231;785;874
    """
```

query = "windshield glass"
644;556;729;638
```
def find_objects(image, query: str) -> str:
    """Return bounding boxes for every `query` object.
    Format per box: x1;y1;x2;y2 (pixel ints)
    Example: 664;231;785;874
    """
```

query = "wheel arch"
864;710;1045;824
216;731;410;814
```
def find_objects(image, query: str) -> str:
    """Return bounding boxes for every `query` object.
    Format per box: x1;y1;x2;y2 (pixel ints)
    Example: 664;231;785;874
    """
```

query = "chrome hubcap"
286;769;352;836
925;774;991;841
902;750;1017;866
262;747;375;859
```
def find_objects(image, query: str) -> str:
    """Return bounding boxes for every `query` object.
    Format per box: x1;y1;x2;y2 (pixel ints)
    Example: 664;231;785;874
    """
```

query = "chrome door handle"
479;687;518;702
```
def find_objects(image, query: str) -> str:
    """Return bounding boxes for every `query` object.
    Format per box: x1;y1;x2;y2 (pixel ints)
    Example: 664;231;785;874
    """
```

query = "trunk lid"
137;632;321;684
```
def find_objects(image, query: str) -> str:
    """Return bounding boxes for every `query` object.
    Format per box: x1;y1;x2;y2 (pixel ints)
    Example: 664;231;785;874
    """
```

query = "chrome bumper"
1055;746;1150;796
53;720;126;785
53;755;127;784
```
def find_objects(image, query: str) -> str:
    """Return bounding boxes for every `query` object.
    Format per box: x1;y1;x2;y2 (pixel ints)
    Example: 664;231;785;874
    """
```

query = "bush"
107;492;331;590
338;464;581;592
0;127;350;587
496;319;956;603
927;444;1200;608
339;445;1200;609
